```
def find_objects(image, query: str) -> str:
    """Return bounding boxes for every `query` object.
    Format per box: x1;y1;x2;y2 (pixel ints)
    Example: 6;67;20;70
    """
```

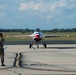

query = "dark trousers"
0;48;4;65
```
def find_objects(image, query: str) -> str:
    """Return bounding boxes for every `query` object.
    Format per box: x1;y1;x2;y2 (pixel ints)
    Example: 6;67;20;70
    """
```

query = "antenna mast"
36;0;40;29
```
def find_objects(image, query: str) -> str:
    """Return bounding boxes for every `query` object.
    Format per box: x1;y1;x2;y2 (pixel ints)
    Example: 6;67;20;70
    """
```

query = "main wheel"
44;44;47;48
29;44;32;48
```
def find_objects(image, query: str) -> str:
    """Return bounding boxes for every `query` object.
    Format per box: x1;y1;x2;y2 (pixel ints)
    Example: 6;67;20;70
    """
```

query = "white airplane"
12;28;69;48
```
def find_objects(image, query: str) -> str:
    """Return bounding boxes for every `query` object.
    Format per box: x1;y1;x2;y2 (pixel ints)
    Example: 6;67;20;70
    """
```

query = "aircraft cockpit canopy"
35;28;40;32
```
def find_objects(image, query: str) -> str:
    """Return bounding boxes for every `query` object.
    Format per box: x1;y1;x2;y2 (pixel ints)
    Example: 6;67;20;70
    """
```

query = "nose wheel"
37;45;39;48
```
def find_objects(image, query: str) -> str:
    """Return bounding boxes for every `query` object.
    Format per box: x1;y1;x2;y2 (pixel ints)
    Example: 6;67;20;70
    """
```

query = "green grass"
2;32;76;41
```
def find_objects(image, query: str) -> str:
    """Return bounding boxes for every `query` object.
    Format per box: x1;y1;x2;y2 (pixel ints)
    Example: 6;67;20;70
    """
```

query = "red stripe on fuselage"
34;34;42;42
34;34;40;39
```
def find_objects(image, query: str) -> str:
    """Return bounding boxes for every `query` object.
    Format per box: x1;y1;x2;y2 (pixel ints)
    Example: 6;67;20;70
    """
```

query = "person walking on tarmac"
0;33;5;66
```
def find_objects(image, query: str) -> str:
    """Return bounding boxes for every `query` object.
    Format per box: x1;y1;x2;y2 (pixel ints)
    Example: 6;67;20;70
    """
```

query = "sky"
0;0;76;30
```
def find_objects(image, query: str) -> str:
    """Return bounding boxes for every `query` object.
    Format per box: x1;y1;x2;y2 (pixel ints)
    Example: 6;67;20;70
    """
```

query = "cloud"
58;0;67;7
47;15;54;20
19;0;68;13
19;2;41;11
70;0;75;2
19;0;76;12
19;2;47;11
67;14;76;19
19;0;76;22
49;0;68;12
19;1;48;12
19;2;29;11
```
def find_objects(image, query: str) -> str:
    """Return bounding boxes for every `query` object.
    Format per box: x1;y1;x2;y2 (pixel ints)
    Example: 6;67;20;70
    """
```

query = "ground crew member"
0;33;5;66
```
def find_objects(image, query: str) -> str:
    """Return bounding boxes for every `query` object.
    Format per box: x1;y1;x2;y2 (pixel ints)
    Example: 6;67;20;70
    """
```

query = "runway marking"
16;53;20;67
14;53;22;67
0;52;22;70
22;66;76;72
0;51;76;72
22;62;76;72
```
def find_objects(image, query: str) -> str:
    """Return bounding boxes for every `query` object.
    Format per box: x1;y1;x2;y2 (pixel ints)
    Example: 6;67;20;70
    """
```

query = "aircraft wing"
43;35;69;38
7;35;32;38
13;35;32;37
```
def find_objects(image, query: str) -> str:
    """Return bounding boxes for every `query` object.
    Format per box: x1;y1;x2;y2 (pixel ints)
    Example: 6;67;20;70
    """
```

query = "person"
0;33;5;66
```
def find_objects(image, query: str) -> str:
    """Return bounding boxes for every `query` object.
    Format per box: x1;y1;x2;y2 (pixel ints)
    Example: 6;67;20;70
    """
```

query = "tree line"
0;28;76;32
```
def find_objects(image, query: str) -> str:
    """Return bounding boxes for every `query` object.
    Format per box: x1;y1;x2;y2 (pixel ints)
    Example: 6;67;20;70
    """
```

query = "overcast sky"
0;0;76;30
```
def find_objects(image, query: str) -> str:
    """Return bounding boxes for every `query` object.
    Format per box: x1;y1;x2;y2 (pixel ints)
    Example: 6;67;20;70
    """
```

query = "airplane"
12;28;69;48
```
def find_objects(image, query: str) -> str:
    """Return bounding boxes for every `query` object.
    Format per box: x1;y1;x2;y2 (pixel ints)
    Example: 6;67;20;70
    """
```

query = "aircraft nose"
35;35;40;38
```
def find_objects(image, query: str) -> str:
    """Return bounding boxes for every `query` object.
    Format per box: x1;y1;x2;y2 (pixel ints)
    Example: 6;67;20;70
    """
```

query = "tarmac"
0;44;76;75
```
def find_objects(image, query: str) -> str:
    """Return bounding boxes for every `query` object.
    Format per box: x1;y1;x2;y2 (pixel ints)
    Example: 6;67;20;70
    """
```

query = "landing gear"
44;44;47;48
29;44;32;48
29;43;47;48
37;45;39;48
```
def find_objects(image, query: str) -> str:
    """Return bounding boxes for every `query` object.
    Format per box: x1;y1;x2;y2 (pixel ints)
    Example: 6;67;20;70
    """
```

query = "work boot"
2;64;5;66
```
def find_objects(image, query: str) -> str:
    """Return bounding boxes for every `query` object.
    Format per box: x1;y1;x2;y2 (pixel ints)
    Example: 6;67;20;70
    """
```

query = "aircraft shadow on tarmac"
40;47;76;49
